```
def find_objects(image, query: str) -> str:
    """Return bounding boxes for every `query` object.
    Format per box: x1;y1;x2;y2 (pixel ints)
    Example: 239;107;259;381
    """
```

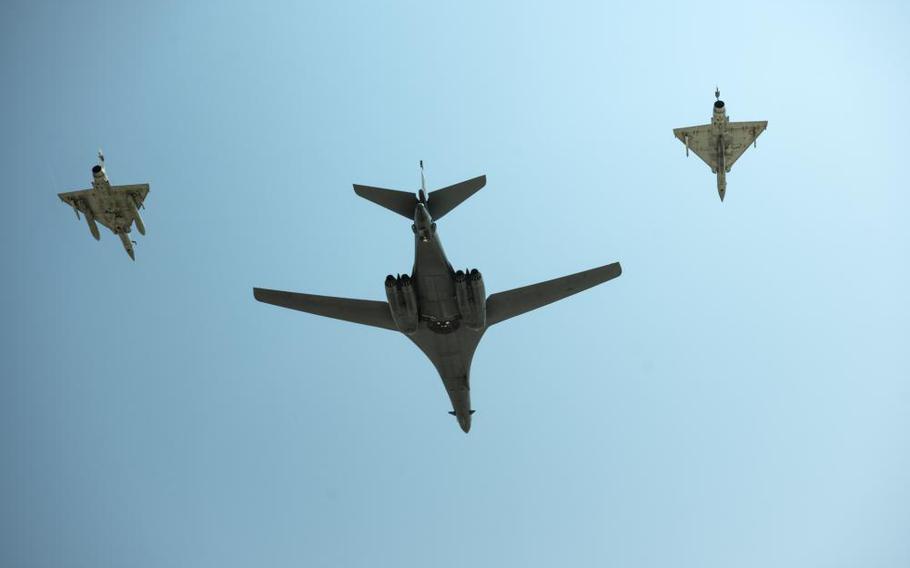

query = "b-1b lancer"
673;89;767;201
58;152;149;260
253;163;622;432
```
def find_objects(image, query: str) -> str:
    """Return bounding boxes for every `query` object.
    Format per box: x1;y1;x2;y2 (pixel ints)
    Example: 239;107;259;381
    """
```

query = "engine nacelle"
454;268;486;330
385;274;419;334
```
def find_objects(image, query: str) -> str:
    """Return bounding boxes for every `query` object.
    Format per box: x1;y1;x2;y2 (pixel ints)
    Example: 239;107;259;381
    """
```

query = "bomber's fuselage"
412;209;459;323
400;204;481;432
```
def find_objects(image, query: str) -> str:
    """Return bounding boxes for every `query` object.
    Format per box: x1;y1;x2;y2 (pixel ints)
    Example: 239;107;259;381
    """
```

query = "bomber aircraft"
58;151;149;260
253;163;622;432
673;89;768;201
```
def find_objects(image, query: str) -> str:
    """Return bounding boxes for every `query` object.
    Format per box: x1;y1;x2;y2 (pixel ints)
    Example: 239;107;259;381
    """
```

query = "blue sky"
1;1;908;566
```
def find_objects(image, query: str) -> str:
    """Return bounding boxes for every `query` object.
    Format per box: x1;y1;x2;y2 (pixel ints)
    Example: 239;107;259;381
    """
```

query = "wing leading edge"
485;262;622;326
252;288;398;331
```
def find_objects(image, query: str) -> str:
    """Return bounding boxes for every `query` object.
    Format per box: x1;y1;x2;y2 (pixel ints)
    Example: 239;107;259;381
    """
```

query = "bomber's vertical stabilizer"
419;160;427;203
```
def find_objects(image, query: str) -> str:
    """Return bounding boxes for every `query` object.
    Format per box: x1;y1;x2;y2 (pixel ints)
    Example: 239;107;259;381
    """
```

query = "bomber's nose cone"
458;415;471;433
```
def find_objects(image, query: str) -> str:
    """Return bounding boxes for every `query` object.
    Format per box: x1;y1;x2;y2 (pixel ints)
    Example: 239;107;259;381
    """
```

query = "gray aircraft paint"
253;166;621;432
57;152;150;260
673;89;768;201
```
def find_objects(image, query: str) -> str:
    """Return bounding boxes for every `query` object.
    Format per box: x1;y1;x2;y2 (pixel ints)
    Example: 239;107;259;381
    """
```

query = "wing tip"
599;261;622;282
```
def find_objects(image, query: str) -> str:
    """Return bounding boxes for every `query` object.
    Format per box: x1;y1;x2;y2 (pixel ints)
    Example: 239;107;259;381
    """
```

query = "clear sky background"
1;1;908;566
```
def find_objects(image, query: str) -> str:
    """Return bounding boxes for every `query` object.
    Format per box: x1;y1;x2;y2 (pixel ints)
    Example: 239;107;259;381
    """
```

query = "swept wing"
253;288;397;331
486;262;622;326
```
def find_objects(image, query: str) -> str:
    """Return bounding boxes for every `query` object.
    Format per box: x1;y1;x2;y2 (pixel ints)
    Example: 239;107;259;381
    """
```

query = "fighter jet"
253;163;622;433
58;151;149;260
673;89;768;201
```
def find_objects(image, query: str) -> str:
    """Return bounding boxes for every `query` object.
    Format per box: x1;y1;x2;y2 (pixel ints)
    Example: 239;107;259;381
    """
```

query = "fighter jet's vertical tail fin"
352;184;418;219
427;175;486;220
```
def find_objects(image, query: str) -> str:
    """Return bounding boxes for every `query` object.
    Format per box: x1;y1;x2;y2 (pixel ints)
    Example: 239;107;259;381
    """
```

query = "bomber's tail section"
353;162;486;220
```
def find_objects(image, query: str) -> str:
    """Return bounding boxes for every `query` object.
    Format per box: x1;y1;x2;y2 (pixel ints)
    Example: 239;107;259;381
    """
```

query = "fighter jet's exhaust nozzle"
454;268;486;330
712;98;727;125
385;274;419;334
91;164;109;184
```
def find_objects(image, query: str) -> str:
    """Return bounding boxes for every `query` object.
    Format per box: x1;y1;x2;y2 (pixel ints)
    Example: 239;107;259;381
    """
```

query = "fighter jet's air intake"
454;269;486;330
385;274;419;334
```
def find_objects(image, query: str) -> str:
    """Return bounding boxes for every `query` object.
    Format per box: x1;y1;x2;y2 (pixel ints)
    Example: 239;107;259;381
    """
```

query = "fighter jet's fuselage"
89;165;140;258
710;100;730;200
59;156;150;260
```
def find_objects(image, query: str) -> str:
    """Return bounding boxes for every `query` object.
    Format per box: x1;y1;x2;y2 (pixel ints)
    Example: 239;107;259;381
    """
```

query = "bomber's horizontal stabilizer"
352;184;417;219
427;176;486;220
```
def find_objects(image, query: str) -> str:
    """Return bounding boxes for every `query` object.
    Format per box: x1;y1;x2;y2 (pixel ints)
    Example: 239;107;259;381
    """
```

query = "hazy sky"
1;1;908;567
